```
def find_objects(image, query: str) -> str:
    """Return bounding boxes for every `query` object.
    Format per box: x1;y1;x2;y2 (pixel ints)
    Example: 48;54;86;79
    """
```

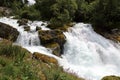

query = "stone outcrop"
38;29;66;55
0;7;12;16
0;22;19;42
32;52;58;65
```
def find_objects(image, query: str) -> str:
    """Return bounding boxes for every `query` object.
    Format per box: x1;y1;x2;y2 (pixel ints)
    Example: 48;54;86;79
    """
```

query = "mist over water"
61;23;120;80
0;17;120;80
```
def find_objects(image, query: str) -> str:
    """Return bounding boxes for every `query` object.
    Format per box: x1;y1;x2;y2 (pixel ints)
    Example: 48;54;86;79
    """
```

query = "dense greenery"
0;0;120;31
35;0;77;27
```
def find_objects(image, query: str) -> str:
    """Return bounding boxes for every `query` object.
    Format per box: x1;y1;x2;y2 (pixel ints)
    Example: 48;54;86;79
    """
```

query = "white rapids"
0;17;120;80
61;23;120;80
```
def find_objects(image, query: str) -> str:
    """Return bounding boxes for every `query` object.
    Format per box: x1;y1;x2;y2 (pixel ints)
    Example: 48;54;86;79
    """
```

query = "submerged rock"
32;52;58;65
0;22;19;42
101;75;120;80
24;26;30;31
38;29;66;55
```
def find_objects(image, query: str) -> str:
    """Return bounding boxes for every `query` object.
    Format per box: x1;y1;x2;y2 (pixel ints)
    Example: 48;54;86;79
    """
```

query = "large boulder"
32;52;58;65
38;29;66;55
0;22;19;42
101;75;120;80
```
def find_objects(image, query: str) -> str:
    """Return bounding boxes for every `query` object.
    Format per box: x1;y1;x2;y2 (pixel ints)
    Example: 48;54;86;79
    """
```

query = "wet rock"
0;7;12;16
38;29;66;55
17;18;28;26
101;75;120;80
41;23;46;26
36;26;41;31
24;26;30;31
45;42;61;56
32;52;58;65
0;22;19;42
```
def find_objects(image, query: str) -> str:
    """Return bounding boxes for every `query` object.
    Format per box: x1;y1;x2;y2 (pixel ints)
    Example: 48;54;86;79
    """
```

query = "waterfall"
0;17;120;80
0;17;53;56
60;23;120;80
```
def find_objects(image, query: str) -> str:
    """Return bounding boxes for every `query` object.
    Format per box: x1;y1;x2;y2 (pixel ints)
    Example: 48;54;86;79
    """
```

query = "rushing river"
0;17;120;80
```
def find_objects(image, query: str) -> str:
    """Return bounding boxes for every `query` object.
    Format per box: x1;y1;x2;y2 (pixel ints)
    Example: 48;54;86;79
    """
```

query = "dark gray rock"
0;22;19;42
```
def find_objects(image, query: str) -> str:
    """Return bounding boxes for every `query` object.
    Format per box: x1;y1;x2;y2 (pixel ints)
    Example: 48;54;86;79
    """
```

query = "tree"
35;0;78;27
91;0;120;31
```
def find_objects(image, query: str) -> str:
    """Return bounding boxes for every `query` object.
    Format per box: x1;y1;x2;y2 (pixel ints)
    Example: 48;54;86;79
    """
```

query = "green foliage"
35;0;78;27
0;0;24;8
74;0;120;31
90;0;120;30
1;0;119;31
17;5;41;20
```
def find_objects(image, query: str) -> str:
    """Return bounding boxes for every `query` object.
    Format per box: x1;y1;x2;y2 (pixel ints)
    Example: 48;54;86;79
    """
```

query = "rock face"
38;29;66;55
0;22;19;42
0;7;12;16
102;75;120;80
32;52;58;65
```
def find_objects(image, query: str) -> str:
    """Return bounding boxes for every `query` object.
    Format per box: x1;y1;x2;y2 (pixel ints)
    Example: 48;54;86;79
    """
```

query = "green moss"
102;75;120;80
45;42;61;56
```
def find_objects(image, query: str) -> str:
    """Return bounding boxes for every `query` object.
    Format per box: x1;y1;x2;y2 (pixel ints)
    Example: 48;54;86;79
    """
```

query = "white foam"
60;23;120;80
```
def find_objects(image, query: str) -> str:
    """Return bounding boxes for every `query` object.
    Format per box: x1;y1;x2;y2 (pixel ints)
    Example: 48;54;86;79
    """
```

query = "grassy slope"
0;39;84;80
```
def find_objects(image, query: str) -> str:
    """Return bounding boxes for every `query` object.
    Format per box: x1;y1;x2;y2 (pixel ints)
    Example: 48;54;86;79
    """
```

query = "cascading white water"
0;17;53;56
1;17;120;80
60;23;120;80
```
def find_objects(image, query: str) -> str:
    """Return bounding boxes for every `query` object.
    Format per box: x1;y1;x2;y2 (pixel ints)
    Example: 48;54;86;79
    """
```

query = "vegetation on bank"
0;40;83;80
0;0;119;32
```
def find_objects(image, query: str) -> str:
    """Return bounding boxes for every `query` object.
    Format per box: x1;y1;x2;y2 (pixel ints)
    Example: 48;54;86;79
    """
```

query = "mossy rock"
17;18;28;26
0;22;19;42
47;23;74;31
45;42;61;56
38;29;66;54
102;75;120;80
32;52;58;65
24;26;30;31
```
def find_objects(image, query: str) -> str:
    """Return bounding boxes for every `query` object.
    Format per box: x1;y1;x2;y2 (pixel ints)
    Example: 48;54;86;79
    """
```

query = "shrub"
35;0;78;27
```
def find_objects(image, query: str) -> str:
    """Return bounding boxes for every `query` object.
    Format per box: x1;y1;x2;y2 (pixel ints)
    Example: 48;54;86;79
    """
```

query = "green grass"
0;39;83;80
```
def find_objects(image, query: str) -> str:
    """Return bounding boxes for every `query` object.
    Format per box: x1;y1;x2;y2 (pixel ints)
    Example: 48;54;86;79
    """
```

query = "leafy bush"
17;5;41;20
35;0;78;27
